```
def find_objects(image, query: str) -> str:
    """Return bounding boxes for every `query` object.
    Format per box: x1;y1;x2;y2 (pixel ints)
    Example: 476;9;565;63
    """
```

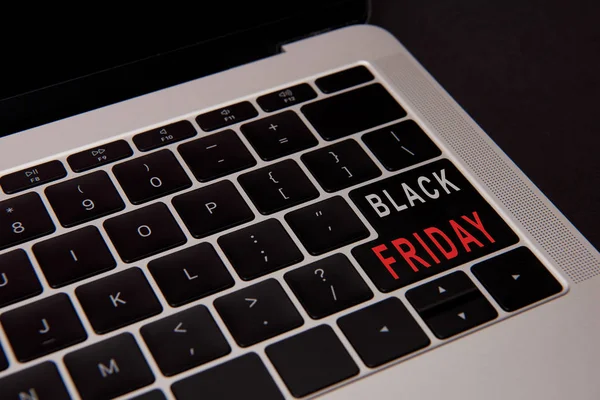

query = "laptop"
0;1;598;399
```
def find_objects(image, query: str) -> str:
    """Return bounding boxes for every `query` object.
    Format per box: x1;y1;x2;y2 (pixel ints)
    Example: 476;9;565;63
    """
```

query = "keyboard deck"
0;65;565;399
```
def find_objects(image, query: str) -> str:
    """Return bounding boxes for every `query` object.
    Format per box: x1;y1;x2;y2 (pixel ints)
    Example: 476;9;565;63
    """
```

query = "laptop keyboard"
0;65;565;399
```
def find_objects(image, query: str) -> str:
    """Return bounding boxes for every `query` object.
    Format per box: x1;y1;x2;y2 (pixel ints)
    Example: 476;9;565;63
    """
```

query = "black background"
369;0;600;251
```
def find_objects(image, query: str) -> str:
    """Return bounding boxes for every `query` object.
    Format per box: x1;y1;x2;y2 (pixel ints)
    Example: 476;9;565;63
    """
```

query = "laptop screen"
0;1;367;138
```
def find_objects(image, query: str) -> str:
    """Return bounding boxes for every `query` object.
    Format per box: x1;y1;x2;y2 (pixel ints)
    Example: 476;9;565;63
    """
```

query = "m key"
65;333;155;400
76;267;162;334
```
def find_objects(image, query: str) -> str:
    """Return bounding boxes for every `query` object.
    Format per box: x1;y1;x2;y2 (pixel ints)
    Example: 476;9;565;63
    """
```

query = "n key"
0;362;71;400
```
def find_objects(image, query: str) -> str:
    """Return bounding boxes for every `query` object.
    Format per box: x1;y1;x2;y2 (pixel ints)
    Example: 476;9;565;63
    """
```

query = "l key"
113;149;191;204
45;170;125;227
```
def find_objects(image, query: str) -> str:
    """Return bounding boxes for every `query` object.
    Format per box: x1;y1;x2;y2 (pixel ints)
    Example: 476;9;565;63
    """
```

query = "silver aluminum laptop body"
0;24;598;399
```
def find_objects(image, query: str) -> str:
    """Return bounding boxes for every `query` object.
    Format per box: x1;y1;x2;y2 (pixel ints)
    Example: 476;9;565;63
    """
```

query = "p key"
113;149;191;204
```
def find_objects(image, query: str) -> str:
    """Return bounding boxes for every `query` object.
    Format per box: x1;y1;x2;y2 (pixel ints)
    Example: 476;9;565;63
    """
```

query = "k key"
33;225;116;288
113;149;191;204
0;192;55;251
76;267;163;334
0;293;87;362
45;170;125;227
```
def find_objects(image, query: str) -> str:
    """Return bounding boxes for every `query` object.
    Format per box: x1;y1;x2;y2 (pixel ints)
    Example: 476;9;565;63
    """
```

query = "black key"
76;267;162;334
131;389;167;400
238;159;319;215
241;111;318;161
149;243;234;307
285;254;372;319
257;83;317;112
113;149;191;204
301;139;381;192
0;192;55;251
33;226;116;288
65;333;155;400
172;353;284;400
214;278;303;347
0;342;8;371
67;140;133;172
472;247;563;312
0;362;71;400
104;202;187;263
141;305;231;376
196;101;258;132
338;297;430;368
285;196;369;255
178;129;256;182
0;249;42;309
406;272;498;339
172;180;254;239
301;84;406;141
0;160;67;194
350;159;519;292
0;293;87;362
133;120;197;152
315;65;374;94
266;325;358;398
45;170;125;227
218;219;303;280
362;120;441;171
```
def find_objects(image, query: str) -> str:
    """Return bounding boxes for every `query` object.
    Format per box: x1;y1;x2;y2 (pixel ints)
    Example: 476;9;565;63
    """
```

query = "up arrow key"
379;326;389;333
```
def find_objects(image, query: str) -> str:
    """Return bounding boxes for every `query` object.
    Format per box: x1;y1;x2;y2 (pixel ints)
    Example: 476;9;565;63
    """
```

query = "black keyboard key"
218;219;303;280
302;84;406;141
350;159;519;292
362;120;441;171
171;353;284;400
45;171;125;227
0;249;42;309
0;192;55;251
141;305;231;376
113;149;191;205
285;254;372;319
472;247;563;312
301;139;381;192
178;129;256;182
104;202;187;263
33;226;116;288
149;243;234;307
338;297;430;368
196;101;258;132
133;120;197;152
406;271;497;339
172;180;254;239
0;160;67;194
241;111;318;161
0;293;87;362
0;362;71;400
266;325;358;397
65;333;155;400
76;267;162;334
315;65;374;94
257;83;317;112
238;159;319;215
131;389;166;400
285;196;369;255
0;342;8;371
67;140;133;172
214;278;303;347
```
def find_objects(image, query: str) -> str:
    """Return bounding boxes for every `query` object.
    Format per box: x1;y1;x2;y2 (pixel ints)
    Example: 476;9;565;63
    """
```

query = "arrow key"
141;305;230;376
423;295;497;339
338;298;430;368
